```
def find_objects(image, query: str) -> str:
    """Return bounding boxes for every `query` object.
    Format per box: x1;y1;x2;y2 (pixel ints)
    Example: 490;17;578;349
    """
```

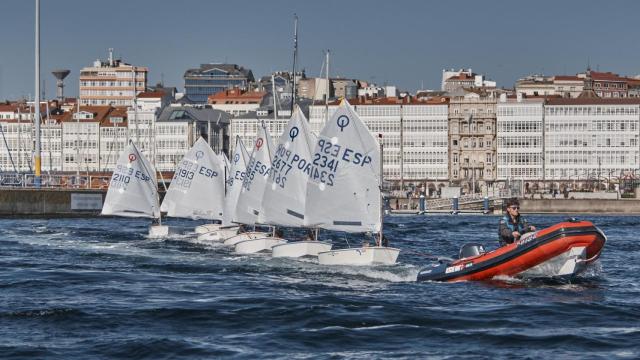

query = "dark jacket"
498;215;534;246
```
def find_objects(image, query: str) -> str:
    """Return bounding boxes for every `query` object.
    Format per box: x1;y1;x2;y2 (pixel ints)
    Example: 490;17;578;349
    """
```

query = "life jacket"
502;215;526;234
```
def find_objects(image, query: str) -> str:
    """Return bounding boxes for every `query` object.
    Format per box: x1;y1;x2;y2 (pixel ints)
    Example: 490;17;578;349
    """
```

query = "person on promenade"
498;198;536;246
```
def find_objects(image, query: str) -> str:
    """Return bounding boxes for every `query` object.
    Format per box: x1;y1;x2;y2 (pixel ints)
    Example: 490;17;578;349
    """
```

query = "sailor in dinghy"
307;100;400;266
230;121;287;253
249;106;333;258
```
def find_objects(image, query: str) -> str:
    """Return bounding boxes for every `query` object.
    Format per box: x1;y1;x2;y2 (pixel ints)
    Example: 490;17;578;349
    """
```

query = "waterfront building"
544;97;640;188
79;49;148;107
448;89;497;194
443;69;496;93
331;79;358;99
577;70;628;98
183;63;254;103
553;76;584;98
126;91;172;161
155;105;230;171
98;107;128;172
229;96;302;155
441;69;473;91
297;77;331;101
496;95;545;183
516;74;584;98
208;88;267;116
309;97;449;191
626;77;640;98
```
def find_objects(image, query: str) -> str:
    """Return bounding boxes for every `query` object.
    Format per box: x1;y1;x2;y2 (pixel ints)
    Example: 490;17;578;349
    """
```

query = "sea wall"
521;199;640;214
0;188;106;217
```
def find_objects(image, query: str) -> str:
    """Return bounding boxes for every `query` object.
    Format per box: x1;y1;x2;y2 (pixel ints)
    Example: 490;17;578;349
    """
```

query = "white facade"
155;121;191;172
62;112;101;173
309;102;449;181
230;114;289;154
545;101;640;182
496;99;544;180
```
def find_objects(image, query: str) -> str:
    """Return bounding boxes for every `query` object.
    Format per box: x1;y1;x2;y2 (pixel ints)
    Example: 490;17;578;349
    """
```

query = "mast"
272;74;277;123
34;0;42;187
378;133;384;247
17;107;22;171
76;100;80;178
290;14;298;112
325;50;330;123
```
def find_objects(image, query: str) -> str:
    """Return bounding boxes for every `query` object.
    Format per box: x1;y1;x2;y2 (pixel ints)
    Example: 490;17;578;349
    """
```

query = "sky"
1;0;640;100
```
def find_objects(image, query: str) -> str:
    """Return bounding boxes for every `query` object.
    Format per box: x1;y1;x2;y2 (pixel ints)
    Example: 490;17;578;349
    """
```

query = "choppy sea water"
0;214;639;359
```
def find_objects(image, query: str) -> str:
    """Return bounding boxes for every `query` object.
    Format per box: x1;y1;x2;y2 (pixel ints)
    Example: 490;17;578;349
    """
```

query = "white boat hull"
196;227;239;243
194;223;226;234
318;246;400;266
271;241;333;258
223;231;271;246
234;237;288;254
148;225;169;238
519;246;588;278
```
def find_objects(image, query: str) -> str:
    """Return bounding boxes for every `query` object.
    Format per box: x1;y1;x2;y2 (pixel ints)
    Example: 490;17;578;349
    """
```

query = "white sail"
261;107;316;227
234;122;274;225
222;137;250;226
305;100;381;233
102;141;160;219
160;137;225;220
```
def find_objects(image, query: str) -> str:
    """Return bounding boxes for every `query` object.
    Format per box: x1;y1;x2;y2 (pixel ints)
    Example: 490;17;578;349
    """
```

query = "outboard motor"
459;243;485;259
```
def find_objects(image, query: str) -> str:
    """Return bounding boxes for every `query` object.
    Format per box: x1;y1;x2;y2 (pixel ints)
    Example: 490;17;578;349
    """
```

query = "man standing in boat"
498;198;536;246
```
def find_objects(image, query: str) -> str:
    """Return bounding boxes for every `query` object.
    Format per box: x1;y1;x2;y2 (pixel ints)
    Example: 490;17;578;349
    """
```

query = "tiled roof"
137;91;165;98
590;71;626;82
446;73;475;81
553;75;582;81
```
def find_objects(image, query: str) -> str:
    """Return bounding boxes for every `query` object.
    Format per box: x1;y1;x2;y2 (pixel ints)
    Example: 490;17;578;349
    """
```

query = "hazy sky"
1;0;639;100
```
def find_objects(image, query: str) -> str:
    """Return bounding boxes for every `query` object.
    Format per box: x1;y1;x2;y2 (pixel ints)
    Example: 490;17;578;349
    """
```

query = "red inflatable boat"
417;219;606;282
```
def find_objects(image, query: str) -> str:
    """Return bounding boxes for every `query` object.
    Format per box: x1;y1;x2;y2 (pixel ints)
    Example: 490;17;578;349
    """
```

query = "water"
1;214;639;359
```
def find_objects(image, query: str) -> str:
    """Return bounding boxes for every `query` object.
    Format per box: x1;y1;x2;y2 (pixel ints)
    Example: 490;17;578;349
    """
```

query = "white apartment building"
496;96;544;181
230;109;292;154
155;105;229;172
545;98;640;184
309;98;449;185
62;112;101;173
79;49;147;107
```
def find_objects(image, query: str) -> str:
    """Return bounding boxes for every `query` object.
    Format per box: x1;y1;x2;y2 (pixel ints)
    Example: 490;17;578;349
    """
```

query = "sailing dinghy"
161;137;225;231
307;100;399;265
101;141;168;238
194;151;231;234
229;121;287;253
258;106;332;258
196;137;248;242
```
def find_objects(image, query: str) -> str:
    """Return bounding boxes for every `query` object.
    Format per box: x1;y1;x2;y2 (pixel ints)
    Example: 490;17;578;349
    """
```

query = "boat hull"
271;241;333;258
417;220;606;282
148;225;169;238
317;246;400;266
195;223;232;234
223;231;271;246
234;237;288;254
196;227;239;243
